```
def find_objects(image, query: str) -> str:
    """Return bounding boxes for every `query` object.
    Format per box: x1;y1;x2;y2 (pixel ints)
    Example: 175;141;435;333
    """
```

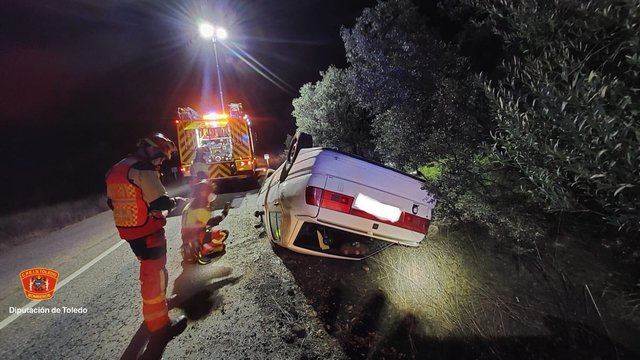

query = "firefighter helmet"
192;179;214;197
137;133;177;160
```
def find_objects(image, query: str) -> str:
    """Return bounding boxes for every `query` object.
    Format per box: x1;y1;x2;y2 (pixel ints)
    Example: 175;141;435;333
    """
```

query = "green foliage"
467;0;640;231
418;162;444;181
291;0;640;244
340;0;533;241
428;155;547;243
291;0;533;242
341;0;489;170
292;66;375;158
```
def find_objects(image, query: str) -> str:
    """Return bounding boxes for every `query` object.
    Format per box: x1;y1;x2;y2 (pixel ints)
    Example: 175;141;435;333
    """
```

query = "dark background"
0;0;374;213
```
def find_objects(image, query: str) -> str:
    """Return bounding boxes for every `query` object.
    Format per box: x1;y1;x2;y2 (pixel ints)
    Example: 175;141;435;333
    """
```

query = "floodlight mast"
199;22;228;113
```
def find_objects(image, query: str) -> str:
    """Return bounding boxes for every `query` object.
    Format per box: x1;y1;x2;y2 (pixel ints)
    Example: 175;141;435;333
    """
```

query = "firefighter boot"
196;251;212;265
143;315;187;359
148;315;187;343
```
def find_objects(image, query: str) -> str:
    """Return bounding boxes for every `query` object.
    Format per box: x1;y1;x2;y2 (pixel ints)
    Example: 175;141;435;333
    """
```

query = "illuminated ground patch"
370;229;480;337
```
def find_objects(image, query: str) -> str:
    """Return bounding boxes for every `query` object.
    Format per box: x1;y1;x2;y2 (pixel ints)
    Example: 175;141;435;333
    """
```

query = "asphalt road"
0;190;345;360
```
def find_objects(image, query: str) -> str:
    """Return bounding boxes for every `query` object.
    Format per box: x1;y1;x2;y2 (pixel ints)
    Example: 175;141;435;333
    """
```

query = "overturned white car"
256;133;436;260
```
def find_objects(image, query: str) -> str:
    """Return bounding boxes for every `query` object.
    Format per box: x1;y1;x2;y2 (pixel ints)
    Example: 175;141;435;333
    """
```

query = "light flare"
221;41;296;95
199;22;215;39
216;27;228;40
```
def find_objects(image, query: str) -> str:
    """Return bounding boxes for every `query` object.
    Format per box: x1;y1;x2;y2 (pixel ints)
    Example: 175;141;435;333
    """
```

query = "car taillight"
399;213;429;234
305;187;353;212
320;189;354;213
305;186;323;207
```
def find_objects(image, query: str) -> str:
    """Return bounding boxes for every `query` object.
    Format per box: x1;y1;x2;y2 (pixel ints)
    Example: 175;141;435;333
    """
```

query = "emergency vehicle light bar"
203;112;228;120
184;120;229;130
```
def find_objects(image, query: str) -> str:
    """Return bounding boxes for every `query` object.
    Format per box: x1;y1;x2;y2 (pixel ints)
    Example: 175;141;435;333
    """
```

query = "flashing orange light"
174;120;179;124
203;112;228;120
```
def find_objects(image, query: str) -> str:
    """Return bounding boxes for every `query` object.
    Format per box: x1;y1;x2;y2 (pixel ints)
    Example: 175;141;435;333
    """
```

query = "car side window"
269;211;282;241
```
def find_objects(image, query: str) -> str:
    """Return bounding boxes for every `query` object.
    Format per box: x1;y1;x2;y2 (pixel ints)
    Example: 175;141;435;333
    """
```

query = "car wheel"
280;132;313;182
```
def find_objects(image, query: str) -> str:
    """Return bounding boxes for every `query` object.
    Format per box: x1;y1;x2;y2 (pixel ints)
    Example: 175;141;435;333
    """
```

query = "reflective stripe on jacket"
106;157;166;240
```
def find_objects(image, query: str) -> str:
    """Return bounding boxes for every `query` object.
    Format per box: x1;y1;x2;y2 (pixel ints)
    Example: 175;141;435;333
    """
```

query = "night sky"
0;0;374;212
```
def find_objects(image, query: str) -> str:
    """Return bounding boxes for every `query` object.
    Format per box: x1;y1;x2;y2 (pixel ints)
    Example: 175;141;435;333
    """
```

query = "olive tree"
467;0;640;232
292;66;375;158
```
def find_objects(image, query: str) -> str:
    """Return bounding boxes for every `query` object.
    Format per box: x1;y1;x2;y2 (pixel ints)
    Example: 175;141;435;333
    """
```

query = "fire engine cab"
176;103;257;180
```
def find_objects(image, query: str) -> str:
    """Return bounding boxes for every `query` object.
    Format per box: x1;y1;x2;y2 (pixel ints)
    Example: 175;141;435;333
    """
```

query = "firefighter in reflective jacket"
181;180;230;265
191;147;211;181
105;133;187;342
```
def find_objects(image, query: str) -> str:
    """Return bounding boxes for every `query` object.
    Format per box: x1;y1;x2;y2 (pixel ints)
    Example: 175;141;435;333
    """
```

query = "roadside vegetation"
0;194;108;249
291;0;640;357
0;180;186;248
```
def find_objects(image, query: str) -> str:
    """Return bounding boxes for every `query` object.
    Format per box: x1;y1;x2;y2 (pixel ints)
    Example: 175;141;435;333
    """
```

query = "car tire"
280;132;313;182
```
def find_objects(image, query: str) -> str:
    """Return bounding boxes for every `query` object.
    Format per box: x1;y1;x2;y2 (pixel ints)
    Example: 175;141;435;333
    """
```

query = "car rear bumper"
286;221;396;260
304;212;425;246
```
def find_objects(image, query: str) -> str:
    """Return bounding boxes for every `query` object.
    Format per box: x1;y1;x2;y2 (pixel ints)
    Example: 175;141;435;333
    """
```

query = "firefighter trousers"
128;229;170;333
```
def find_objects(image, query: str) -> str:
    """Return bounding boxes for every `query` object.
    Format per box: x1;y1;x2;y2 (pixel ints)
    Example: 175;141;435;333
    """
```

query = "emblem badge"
19;268;59;301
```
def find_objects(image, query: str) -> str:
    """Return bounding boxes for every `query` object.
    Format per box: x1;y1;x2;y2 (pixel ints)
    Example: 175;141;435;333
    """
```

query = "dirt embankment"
274;224;640;360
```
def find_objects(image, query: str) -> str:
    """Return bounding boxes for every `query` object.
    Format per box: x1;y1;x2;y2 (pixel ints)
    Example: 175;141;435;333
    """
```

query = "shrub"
466;0;640;232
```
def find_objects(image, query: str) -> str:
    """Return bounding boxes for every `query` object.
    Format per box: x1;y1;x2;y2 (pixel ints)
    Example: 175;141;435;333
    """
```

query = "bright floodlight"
199;22;215;39
216;27;228;40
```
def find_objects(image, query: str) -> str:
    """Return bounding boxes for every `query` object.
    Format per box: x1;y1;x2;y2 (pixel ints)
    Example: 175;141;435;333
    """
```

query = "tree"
292;66;375;158
341;0;488;170
338;0;538;240
465;0;640;232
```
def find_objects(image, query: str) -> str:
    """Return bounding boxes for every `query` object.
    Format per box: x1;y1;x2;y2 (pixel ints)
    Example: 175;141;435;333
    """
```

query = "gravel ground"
0;190;345;360
151;190;347;359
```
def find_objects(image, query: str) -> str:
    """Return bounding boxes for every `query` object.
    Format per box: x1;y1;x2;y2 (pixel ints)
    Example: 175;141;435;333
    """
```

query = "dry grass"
0;193;108;249
367;225;547;340
370;227;482;336
360;222;640;358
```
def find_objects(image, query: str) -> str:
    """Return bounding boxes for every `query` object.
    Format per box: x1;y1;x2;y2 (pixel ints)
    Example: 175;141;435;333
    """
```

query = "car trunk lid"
310;151;436;246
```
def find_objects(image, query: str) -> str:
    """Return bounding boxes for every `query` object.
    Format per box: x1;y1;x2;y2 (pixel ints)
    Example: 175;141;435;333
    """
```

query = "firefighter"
181;180;230;265
191;147;210;181
105;133;187;343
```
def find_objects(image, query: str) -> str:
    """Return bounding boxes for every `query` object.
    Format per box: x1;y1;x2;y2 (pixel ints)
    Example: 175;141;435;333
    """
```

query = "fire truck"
176;103;257;180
